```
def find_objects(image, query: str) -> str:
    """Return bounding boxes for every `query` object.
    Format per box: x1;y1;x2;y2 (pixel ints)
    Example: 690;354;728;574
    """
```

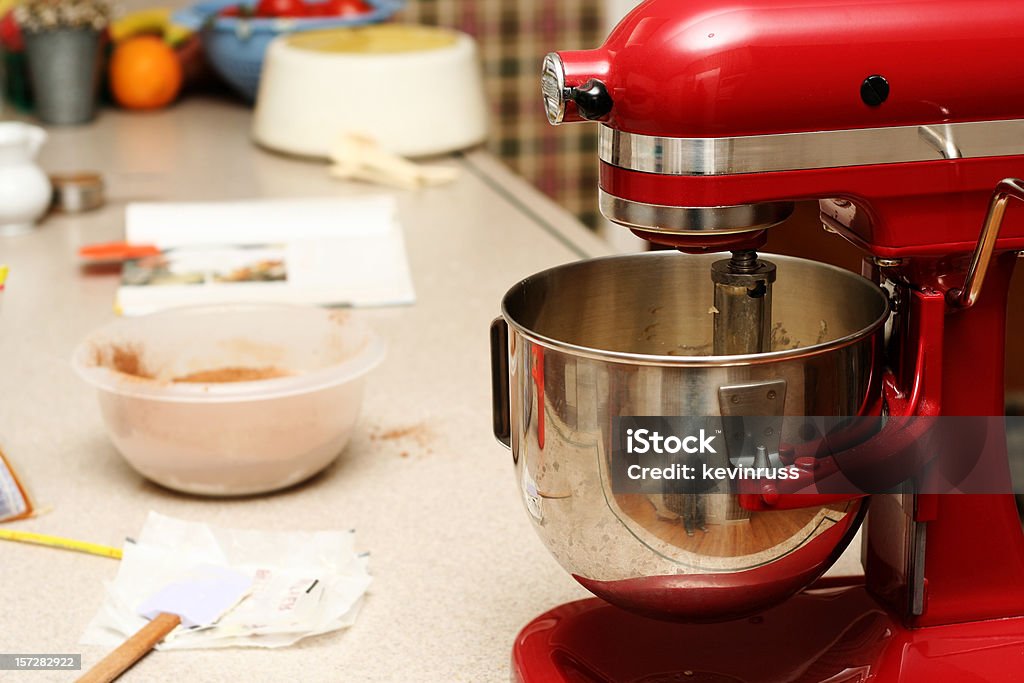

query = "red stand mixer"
490;0;1024;680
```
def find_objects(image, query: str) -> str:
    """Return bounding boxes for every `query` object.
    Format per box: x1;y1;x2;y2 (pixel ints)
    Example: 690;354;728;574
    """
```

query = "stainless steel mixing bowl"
491;252;889;620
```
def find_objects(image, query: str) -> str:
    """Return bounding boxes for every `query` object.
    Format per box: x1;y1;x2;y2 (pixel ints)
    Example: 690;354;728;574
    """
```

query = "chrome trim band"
599;119;1024;176
599;190;794;235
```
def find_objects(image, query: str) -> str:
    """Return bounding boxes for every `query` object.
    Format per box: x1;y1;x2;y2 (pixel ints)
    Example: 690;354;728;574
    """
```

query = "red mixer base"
512;581;1024;682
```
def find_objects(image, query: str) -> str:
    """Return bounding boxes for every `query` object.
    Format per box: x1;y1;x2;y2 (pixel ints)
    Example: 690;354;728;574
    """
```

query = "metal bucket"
491;252;890;620
24;28;102;126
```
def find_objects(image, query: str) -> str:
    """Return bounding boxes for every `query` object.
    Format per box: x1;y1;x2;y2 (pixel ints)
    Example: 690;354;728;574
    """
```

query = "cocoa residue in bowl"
173;366;291;383
93;343;154;380
94;343;291;384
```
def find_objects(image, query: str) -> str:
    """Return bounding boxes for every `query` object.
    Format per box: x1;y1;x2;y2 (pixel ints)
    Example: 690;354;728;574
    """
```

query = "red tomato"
0;10;23;52
255;0;308;17
323;0;372;17
302;1;332;17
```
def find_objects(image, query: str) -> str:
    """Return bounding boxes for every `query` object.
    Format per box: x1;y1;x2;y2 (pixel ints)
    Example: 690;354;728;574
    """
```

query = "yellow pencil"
0;264;8;290
0;529;123;559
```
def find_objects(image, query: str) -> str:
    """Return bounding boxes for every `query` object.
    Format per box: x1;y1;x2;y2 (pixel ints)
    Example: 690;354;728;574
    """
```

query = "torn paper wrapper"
81;512;371;650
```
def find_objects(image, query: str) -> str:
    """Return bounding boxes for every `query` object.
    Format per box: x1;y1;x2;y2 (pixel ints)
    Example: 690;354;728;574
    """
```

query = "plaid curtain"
398;1;605;228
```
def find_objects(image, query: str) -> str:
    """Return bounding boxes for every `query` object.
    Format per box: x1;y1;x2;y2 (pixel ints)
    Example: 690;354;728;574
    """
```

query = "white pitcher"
0;123;51;235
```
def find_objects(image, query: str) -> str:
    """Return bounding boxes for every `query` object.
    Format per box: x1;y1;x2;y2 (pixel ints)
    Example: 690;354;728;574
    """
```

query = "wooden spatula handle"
77;612;181;683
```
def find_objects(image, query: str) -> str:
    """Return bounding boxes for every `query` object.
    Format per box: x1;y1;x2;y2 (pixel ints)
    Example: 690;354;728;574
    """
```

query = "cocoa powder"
94;343;291;384
94;343;153;379
173;367;291;383
371;422;435;455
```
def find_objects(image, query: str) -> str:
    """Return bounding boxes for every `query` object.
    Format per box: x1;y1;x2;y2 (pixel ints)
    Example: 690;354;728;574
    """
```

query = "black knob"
861;75;890;107
571;79;613;121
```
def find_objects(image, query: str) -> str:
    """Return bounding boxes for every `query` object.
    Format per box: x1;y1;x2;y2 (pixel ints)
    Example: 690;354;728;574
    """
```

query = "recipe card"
116;197;416;315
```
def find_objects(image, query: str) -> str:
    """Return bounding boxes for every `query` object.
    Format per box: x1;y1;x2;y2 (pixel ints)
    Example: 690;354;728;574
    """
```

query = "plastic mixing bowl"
73;304;385;496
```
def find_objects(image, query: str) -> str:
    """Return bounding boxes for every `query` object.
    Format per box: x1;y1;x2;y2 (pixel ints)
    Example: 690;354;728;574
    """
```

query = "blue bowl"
174;0;403;101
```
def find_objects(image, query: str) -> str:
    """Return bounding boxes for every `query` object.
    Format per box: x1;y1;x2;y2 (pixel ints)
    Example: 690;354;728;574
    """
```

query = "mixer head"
544;47;792;248
542;0;1024;257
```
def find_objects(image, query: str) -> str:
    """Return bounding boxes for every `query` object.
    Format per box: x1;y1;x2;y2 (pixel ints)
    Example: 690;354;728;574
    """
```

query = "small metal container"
491;252;889;620
50;172;104;213
23;28;102;126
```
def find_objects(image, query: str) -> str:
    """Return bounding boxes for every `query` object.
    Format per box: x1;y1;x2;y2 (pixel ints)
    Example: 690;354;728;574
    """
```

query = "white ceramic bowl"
73;304;385;496
252;25;488;158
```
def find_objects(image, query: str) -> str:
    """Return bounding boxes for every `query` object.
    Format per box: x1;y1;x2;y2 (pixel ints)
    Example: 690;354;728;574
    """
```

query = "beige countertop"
0;98;609;682
0;98;862;683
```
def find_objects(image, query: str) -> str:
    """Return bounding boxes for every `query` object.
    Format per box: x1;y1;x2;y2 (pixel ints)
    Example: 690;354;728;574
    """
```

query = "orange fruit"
109;36;183;110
